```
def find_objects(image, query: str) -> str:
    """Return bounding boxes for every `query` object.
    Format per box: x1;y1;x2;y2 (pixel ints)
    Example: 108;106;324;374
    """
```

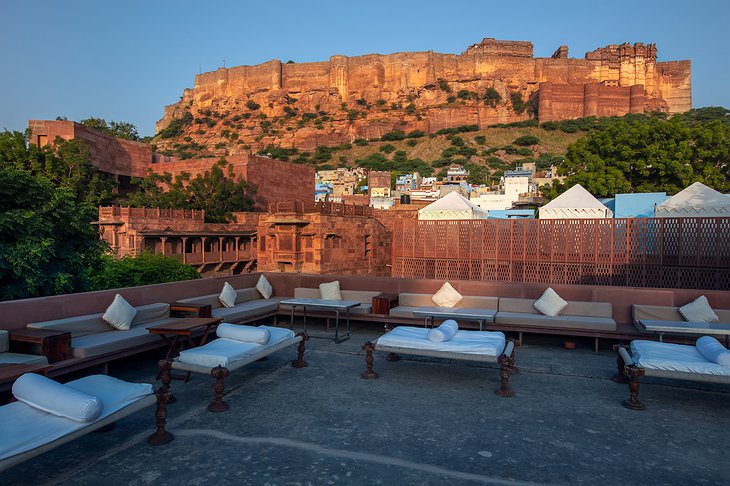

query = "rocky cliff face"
154;38;690;154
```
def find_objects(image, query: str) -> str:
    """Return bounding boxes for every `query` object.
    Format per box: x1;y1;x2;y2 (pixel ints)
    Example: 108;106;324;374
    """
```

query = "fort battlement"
155;37;691;149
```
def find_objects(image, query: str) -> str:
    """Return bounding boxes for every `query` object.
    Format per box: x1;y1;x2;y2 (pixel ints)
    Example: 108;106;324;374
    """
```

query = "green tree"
126;159;257;222
79;118;140;141
556;118;730;198
0;130;116;206
90;253;200;290
0;171;106;300
466;164;490;185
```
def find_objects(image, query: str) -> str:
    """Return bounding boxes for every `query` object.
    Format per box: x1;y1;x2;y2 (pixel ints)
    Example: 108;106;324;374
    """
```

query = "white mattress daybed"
361;323;517;397
161;324;308;412
0;374;172;472
613;337;730;410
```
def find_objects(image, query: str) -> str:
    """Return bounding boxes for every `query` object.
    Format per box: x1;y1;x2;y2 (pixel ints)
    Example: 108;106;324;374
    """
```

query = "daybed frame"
612;343;730;410
0;385;172;472
361;338;517;397
160;332;308;412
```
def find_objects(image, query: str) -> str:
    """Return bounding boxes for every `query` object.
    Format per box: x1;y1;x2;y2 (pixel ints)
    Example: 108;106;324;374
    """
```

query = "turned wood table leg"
158;359;177;404
293;332;309;368
361;341;379;379
208;366;230;412
495;355;515;397
148;387;174;445
623;368;646;411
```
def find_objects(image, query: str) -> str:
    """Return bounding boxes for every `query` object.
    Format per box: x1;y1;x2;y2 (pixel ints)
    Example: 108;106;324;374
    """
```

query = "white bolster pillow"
696;336;730;366
216;323;271;344
427;319;459;343
12;373;103;423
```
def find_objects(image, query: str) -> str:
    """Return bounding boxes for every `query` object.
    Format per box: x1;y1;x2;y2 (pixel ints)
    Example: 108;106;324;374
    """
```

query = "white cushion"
219;282;237;308
679;296;720;323
377;326;506;357
216;323;271;344
102;294;137;331
427;319;459;342
319;281;342;301
533;288;568;317
696;336;730;366
12;373;103;423
256;274;273;299
431;282;462;308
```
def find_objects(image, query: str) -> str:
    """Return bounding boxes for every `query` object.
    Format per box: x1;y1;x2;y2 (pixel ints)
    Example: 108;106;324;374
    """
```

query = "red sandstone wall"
245;156;314;210
29;120;154;177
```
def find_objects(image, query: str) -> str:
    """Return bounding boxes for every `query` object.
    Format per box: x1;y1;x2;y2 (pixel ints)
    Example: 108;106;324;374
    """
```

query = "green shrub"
381;130;407;141
380;144;396;154
510;92;527;115
474;135;486;145
246;100;260;110
406;139;418;147
450;136;465;147
513;135;540;146
406;130;425;138
354;138;369;146
438;79;452;92
91;253;200;291
457;90;478;100
484;88;502;108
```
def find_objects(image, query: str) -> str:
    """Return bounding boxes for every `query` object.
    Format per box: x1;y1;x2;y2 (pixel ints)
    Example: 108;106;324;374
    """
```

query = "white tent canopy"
654;182;730;217
539;184;613;219
418;191;489;220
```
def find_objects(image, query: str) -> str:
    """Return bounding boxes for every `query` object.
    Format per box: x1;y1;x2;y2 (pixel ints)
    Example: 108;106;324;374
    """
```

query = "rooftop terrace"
4;323;728;485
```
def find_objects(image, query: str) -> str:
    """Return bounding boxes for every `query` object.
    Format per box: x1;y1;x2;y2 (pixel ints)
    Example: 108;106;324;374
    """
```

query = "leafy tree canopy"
125;158;257;223
79;117;140;141
90;252;200;291
0;170;106;300
546;117;730;199
0;130;116;206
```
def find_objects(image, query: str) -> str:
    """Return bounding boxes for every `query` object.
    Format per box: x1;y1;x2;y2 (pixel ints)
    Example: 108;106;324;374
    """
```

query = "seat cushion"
211;299;279;323
376;326;505;357
70;322;173;359
178;327;295;368
431;282;462;308
631;340;730;376
0;353;49;366
495;312;616;331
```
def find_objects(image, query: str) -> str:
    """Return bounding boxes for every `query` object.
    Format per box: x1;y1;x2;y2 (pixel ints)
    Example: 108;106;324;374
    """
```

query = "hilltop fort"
154;37;691;152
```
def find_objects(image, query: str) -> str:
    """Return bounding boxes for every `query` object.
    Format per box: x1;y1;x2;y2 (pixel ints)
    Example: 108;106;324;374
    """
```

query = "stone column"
629;85;646;114
583;83;599;117
330;55;349;102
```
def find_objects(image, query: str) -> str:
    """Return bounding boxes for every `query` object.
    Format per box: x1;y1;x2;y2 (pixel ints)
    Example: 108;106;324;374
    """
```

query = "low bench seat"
0;374;171;472
389;293;498;320
613;339;730;410
162;325;308;412
361;326;516;397
178;288;283;323
27;303;175;359
0;330;49;366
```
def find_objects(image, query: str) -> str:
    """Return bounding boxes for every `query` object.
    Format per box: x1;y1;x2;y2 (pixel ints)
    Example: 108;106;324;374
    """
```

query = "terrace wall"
1;273;728;331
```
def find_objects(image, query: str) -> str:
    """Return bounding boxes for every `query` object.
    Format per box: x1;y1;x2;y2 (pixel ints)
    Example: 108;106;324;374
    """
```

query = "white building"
470;170;532;210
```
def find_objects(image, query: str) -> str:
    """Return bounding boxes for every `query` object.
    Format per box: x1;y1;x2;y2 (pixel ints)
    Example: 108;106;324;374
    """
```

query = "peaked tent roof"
655;182;730;215
418;191;489;219
541;184;609;210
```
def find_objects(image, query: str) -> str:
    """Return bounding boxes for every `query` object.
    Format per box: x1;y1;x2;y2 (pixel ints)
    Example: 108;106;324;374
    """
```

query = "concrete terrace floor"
5;322;730;485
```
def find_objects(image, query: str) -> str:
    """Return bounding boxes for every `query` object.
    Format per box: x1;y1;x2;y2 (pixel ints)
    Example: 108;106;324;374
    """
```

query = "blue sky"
2;0;727;136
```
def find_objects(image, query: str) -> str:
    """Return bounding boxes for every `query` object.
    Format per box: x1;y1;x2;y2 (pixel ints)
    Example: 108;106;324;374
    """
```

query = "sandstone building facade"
28;120;314;210
156;38;691;151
